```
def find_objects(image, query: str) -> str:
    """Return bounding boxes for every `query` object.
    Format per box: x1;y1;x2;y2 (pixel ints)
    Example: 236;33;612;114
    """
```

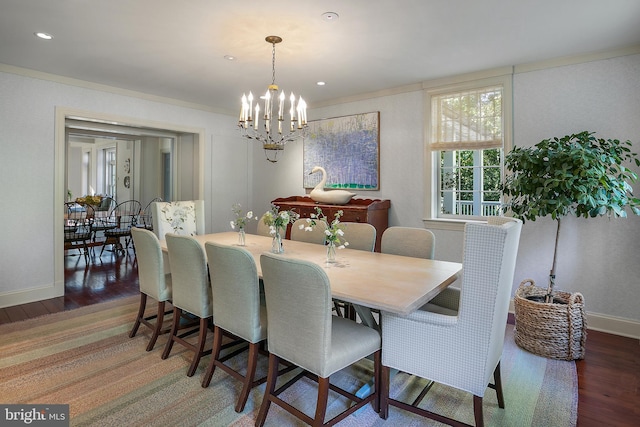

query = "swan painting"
309;166;356;205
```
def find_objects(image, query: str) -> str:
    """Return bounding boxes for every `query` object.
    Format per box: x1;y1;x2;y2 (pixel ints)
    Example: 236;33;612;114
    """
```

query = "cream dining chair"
257;253;382;426
129;228;172;351
161;233;213;377
290;218;328;244
354;226;437;328
342;222;376;252
201;242;268;413
381;226;435;259
379;217;522;427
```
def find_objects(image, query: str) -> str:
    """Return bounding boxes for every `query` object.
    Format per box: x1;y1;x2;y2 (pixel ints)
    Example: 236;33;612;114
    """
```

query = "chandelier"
238;36;307;163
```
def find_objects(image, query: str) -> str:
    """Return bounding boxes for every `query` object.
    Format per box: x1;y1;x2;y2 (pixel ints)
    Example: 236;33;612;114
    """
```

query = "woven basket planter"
514;279;587;360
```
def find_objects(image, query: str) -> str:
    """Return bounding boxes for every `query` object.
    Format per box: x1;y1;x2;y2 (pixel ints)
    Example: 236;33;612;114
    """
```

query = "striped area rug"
0;297;577;426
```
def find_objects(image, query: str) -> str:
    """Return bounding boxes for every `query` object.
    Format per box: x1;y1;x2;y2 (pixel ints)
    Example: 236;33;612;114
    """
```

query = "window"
104;147;116;198
425;73;512;224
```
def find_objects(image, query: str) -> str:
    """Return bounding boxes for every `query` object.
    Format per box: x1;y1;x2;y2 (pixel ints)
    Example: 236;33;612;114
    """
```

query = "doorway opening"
54;107;205;299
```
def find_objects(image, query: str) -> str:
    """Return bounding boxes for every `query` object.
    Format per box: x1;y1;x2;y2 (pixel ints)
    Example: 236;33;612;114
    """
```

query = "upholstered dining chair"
380;226;436;259
151;200;205;239
334;222;377;317
129;228;172;351
379;217;522;427
257;253;382;426
162;233;213;377
290;218;327;244
342;222;376;252
256;213;273;237
201;242;268;413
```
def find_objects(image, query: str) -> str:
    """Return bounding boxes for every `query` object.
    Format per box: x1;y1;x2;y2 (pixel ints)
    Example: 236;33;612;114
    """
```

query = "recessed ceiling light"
224;55;236;61
34;32;53;40
321;12;339;22
317;81;326;86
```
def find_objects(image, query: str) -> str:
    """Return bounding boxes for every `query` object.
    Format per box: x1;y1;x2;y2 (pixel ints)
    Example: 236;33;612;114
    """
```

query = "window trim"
423;69;513;231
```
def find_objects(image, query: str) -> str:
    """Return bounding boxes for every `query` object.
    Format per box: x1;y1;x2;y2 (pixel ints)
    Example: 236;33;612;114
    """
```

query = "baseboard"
0;282;64;309
509;299;640;340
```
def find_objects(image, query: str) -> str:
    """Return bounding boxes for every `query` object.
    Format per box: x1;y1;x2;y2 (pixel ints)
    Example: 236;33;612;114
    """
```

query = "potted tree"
501;131;640;359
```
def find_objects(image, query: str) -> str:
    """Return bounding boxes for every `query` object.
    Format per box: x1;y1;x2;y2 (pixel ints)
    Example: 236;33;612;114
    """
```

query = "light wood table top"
160;232;461;316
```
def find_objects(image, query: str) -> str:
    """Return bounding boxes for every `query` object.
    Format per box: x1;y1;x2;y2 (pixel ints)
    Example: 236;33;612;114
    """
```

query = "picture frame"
303;111;380;190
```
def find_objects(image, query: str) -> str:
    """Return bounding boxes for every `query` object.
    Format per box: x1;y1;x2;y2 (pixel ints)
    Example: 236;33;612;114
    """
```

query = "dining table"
159;231;461;316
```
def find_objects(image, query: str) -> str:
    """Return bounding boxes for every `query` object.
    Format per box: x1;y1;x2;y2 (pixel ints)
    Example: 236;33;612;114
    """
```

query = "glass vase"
238;228;246;246
326;242;337;263
271;230;284;254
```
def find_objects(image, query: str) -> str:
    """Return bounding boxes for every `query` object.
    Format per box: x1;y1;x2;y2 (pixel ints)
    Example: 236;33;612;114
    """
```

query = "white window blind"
430;85;503;151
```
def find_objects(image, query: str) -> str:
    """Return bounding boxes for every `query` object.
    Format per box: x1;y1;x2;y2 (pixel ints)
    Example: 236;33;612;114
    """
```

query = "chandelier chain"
271;41;276;86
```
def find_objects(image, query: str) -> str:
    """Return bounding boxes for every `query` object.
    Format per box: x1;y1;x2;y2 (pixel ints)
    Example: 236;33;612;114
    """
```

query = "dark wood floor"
1;250;638;426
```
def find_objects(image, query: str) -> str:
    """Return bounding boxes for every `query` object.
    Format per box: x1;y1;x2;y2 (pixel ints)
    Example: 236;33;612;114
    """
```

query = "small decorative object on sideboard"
502;131;640;360
309;166;356;205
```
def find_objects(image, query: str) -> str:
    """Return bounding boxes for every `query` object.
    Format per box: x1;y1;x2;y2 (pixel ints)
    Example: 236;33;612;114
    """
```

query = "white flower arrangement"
262;204;299;236
230;203;256;230
302;207;349;248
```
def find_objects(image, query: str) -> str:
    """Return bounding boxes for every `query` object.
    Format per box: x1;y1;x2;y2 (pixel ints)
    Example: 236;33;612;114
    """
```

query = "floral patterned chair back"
151;200;205;239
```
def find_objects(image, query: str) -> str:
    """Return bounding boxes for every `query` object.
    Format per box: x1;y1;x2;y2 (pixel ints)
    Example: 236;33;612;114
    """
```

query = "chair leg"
493;361;505;409
146;301;166;351
235;342;260;413
373;349;381;413
255;353;279;427
473;395;484;427
201;325;224;388
129;292;147;338
379;365;390;419
161;307;181;360
186;317;209;377
313;377;330;427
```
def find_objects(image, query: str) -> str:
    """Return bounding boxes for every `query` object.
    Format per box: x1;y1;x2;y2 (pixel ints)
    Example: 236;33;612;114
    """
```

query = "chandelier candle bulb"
254;104;260;129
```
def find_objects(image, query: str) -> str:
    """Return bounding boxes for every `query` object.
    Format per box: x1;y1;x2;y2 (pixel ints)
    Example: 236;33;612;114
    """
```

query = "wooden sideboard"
271;196;391;252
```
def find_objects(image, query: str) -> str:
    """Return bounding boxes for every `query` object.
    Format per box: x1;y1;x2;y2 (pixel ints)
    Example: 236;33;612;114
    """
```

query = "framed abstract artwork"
303;111;380;190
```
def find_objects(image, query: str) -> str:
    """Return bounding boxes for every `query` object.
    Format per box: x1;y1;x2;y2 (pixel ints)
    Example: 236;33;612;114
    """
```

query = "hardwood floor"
1;251;638;426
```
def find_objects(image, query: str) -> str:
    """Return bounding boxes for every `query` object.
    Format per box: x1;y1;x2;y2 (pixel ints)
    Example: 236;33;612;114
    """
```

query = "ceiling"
2;0;640;116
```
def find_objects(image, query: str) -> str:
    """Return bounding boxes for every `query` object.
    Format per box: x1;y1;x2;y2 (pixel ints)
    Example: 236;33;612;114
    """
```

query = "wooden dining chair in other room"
138;197;162;232
162;233;213;377
290;218;327;245
99;199;142;256
256;253;382;427
129;228;172;351
64;202;95;261
379;218;522;427
201;242;268;412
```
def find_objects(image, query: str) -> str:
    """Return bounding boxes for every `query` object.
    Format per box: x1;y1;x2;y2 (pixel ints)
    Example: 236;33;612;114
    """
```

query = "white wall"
0;69;245;306
250;53;640;333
